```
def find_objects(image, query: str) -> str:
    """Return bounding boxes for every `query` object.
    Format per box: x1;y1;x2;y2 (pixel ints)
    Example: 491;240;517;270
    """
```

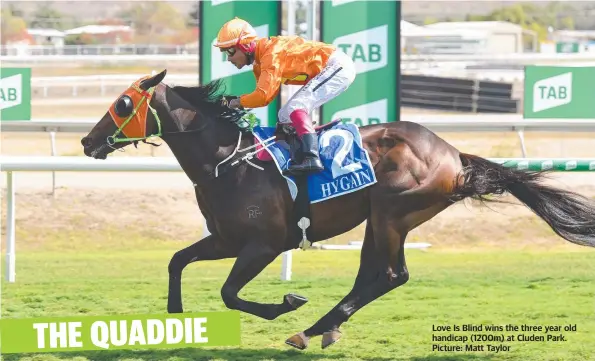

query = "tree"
118;2;187;44
0;7;28;45
424;16;439;25
29;2;66;30
188;2;199;27
7;3;24;17
459;2;576;44
560;16;575;31
294;0;308;37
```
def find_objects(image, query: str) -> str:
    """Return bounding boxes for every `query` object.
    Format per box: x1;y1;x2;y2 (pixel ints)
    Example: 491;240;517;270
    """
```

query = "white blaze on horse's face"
81;70;167;159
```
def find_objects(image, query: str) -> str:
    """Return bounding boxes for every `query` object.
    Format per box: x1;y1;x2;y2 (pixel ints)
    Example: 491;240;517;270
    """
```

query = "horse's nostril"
81;137;92;148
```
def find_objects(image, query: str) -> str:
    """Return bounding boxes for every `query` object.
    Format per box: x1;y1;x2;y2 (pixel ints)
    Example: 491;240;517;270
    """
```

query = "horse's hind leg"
168;235;237;313
219;241;309;320
285;222;381;350
289;224;409;350
286;185;452;349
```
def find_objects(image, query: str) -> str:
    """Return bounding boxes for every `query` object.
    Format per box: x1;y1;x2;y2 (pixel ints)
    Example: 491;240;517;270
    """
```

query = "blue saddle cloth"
252;122;377;204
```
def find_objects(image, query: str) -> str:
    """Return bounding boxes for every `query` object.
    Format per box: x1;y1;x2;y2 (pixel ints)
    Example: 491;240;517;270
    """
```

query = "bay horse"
81;70;595;350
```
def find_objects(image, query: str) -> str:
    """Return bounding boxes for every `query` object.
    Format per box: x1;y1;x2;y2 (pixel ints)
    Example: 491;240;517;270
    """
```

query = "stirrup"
289;157;323;171
298;217;311;250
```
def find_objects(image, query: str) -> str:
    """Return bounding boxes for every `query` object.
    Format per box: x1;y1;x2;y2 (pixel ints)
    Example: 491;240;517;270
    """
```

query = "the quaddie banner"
0;311;240;353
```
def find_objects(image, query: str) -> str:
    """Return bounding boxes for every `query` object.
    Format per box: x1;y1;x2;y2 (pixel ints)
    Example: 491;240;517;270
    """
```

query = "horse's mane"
169;79;245;123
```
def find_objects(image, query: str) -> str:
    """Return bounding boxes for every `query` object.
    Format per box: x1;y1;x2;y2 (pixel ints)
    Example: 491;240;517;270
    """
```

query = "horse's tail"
451;152;595;247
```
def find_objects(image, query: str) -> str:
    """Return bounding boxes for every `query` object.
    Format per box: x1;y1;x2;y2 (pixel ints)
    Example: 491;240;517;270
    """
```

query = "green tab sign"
320;0;400;126
0;311;240;353
199;0;281;127
0;67;31;121
523;66;595;119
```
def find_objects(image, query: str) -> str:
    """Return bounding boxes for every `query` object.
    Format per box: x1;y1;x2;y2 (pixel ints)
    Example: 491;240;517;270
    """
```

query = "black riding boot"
285;133;324;176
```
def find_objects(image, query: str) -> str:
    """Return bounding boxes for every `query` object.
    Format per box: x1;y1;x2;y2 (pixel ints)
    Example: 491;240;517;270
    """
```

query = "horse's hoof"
284;293;308;310
321;329;342;349
285;332;309;350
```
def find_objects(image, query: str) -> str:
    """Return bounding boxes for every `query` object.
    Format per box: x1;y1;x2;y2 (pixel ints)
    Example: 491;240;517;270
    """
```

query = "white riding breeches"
277;49;356;124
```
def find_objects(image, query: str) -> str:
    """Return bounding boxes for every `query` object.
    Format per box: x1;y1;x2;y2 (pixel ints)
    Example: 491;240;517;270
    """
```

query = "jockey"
214;17;356;176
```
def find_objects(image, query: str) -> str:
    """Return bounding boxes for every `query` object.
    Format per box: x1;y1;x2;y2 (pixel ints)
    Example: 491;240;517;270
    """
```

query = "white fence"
31;74;199;97
3;116;595;158
0;54;198;64
6;115;595;205
0;156;197;284
2;155;595;284
2;51;595;63
6;115;595;133
28;74;301;99
1;44;197;57
3;116;595;283
2;114;595;199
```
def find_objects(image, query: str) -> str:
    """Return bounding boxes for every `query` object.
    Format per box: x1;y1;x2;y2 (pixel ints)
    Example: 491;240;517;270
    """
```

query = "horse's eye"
115;95;133;117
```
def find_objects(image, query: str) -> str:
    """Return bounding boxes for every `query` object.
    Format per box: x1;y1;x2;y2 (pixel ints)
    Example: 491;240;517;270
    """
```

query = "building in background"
64;25;133;44
540;29;595;53
402;20;490;55
27;28;65;46
412;21;537;54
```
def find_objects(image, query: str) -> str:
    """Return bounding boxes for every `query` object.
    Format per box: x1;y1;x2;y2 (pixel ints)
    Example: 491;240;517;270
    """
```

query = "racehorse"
81;70;595;350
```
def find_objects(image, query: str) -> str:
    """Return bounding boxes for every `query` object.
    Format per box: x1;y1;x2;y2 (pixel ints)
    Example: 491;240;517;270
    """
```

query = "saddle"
222;96;341;249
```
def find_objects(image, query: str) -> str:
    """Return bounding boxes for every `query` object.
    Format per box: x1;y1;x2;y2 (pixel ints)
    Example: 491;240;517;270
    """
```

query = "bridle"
104;79;273;180
107;85;160;147
106;83;212;149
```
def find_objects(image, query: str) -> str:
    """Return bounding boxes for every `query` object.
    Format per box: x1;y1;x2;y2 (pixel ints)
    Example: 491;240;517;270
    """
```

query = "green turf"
2;243;594;361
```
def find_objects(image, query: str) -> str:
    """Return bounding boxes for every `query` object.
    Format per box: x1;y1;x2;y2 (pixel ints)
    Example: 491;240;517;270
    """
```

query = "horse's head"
81;69;167;159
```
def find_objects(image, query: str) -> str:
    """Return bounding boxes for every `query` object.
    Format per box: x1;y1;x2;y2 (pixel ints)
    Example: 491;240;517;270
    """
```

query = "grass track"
2;246;595;361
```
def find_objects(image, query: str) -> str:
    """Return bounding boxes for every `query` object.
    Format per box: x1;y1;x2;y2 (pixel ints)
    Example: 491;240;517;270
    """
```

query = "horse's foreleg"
220;241;308;320
168;235;236;313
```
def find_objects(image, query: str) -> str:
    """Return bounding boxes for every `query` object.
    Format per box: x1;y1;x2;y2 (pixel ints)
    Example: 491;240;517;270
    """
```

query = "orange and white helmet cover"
214;17;258;53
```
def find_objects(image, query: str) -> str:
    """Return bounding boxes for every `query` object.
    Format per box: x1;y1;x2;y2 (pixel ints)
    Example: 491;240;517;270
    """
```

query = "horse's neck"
161;120;244;187
152;87;249;189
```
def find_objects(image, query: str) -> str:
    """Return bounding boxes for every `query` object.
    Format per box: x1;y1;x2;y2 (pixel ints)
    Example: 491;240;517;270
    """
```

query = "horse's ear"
140;69;167;91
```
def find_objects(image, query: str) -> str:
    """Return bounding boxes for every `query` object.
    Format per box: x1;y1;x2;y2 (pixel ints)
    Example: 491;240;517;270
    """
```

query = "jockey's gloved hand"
221;95;240;109
227;98;243;110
